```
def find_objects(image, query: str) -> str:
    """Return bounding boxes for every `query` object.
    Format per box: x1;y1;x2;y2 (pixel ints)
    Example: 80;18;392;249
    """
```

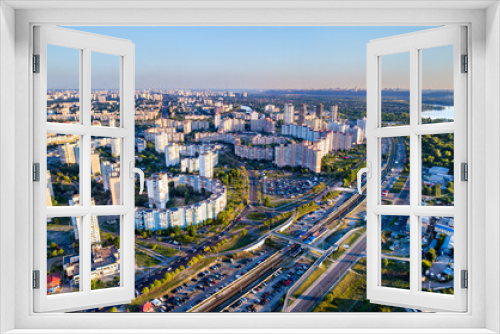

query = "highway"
286;234;367;312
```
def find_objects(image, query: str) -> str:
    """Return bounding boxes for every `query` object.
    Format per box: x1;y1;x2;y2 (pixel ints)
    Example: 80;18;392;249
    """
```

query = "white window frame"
366;26;467;312
1;2;498;334
32;26;136;312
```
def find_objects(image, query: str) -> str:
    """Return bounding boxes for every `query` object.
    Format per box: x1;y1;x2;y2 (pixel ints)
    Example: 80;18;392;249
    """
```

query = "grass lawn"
264;199;294;208
389;175;408;194
292;263;328;299
313;258;406;312
296;204;320;221
135;251;161;268
154;244;179;257
136;241;179;258
247;212;266;220
218;234;259;252
381;259;410;289
330;228;366;261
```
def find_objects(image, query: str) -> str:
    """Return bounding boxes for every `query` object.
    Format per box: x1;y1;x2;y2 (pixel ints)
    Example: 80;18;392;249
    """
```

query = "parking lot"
260;178;322;198
224;260;312;312
144;248;276;312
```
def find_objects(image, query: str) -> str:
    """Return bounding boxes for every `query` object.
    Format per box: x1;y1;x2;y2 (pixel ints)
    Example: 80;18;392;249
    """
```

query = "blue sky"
47;26;452;90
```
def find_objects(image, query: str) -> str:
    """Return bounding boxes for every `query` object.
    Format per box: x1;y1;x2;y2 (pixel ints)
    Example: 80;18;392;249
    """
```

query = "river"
421;106;454;121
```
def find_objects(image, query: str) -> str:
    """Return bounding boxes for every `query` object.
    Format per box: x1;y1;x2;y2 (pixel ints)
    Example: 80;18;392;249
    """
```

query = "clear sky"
47;26;453;90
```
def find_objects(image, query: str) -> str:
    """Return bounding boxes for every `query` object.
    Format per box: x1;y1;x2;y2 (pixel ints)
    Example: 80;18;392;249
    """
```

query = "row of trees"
311;182;326;194
321;190;341;202
140;253;204;295
240;166;250;205
260;211;294;230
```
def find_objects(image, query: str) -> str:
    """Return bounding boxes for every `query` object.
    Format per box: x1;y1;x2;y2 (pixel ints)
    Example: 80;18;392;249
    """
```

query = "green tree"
142;287;149;294
422;259;432;271
433;184;442;197
109;307;118;312
382;258;389;267
58;248;64;256
423;185;433;196
51;249;58;257
426;248;437;262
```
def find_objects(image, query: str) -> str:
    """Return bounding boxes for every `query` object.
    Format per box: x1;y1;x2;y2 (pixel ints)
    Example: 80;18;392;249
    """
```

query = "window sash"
33;25;136;312
366;26;467;312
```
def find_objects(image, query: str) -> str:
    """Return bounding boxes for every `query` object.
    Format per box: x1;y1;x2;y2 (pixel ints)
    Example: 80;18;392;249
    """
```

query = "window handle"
130;162;144;194
357;162;371;194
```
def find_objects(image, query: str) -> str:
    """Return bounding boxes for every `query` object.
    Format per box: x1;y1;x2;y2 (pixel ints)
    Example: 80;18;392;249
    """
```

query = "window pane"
91;137;121;205
381;52;410;127
47;45;80;124
381;137;410;205
91;52;121;127
421;133;454;206
91;215;121;290
421;216;454;295
47;216;80;295
47;134;80;206
421;45;454;124
381;215;410;290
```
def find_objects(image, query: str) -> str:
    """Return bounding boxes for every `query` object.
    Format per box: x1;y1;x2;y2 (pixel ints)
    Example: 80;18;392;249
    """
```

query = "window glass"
91;52;121;127
47;134;80;207
91;137;121;205
381;137;410;205
381;215;410;290
91;215;121;291
47;45;80;124
421;45;454;124
421;133;454;206
381;52;410;127
47;216;81;295
421;216;454;295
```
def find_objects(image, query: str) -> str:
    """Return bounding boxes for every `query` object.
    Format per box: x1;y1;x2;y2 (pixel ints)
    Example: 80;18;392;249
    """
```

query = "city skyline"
47;26;454;90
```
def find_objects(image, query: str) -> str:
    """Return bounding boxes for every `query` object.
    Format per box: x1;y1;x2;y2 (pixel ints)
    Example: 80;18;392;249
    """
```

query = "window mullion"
409;47;420;294
80;48;92;295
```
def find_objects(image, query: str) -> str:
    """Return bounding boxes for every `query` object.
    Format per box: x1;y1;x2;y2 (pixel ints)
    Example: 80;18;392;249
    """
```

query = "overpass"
271;231;325;255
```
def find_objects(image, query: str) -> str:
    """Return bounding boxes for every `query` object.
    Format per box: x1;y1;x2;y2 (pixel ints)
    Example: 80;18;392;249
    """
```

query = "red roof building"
139;301;154;313
47;274;61;294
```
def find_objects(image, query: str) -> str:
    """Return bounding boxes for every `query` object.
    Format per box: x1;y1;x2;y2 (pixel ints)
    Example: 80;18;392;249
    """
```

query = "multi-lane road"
287;235;367;312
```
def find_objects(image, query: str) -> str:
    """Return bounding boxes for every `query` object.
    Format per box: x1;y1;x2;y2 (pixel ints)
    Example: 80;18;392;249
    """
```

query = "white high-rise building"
91;153;101;175
214;113;221;128
331;105;338;122
90;211;101;245
109;176;120;205
284;103;294;124
46;170;54;198
357;118;367;138
146;174;169;209
199;151;217;178
58;143;77;164
111;138;120;157
154;132;169;153
165;143;181;167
